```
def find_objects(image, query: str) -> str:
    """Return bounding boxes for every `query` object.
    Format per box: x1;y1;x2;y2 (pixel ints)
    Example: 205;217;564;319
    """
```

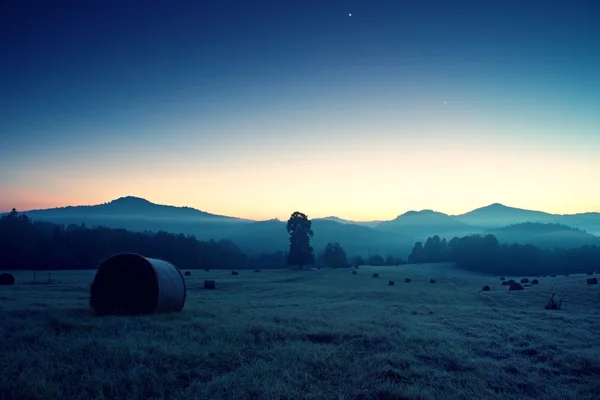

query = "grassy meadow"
1;264;599;400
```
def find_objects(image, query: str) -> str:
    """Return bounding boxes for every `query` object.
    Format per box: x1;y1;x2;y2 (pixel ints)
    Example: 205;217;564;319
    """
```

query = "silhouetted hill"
228;218;415;257
485;222;600;249
454;203;600;235
453;203;554;227
315;216;382;228
376;210;476;239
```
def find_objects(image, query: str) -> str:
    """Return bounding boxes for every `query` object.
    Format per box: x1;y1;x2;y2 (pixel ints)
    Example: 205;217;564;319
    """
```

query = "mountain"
375;210;477;240
315;216;383;228
17;196;252;239
228;218;415;257
486;222;600;249
454;203;600;235
12;197;415;258
453;203;554;228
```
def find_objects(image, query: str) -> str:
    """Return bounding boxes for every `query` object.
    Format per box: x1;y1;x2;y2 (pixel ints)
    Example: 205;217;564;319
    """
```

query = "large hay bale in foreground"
0;273;15;285
90;253;186;316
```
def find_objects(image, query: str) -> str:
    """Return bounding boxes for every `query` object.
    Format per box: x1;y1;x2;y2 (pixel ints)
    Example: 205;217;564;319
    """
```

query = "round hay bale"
507;279;515;285
352;271;357;275
388;280;395;286
405;278;411;283
184;271;191;276
373;273;379;278
204;279;216;289
520;278;529;284
231;270;239;275
482;285;490;291
0;273;15;285
587;278;598;285
500;277;505;281
354;265;359;269
509;282;524;291
531;279;539;284
204;268;210;272
429;279;435;284
254;269;261;273
90;253;186;316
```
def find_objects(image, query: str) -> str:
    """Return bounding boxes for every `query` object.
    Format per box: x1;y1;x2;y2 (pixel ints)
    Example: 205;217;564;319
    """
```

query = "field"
1;264;599;400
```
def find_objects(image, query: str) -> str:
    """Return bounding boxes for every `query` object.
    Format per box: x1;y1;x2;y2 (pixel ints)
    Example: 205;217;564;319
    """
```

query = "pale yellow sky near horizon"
2;134;598;220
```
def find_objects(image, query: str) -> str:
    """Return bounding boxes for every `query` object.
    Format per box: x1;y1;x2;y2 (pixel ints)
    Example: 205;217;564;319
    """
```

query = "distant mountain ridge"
4;197;600;257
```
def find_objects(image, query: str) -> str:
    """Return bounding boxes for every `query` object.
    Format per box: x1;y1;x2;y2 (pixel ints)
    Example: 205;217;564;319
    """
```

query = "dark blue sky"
1;0;599;217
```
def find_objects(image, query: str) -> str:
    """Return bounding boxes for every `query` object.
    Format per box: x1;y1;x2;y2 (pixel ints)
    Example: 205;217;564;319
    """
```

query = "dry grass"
1;264;600;400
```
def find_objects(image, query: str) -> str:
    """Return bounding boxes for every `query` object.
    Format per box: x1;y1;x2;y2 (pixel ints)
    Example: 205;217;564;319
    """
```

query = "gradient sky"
1;0;599;220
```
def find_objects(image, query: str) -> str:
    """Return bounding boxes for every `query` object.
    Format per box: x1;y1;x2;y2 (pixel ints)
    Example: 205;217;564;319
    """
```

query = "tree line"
407;234;600;275
0;209;284;271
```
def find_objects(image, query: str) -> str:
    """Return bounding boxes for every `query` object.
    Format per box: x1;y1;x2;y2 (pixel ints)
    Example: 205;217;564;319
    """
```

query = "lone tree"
323;242;348;268
287;211;315;269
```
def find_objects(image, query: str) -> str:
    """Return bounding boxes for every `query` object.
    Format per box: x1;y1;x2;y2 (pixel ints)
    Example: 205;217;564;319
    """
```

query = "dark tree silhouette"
286;211;315;269
323;242;348;268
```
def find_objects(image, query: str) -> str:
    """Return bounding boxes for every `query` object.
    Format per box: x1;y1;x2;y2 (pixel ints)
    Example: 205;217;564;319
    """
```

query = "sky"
1;0;599;221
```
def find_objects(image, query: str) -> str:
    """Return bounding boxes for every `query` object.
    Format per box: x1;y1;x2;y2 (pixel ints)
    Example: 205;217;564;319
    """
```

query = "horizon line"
2;196;598;222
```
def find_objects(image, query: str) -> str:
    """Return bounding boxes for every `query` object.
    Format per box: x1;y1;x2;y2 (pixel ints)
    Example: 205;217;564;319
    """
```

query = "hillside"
453;203;554;227
376;210;477;240
486;222;600;249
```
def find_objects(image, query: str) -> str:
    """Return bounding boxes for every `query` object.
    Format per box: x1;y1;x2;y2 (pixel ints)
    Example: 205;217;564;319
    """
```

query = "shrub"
544;293;562;310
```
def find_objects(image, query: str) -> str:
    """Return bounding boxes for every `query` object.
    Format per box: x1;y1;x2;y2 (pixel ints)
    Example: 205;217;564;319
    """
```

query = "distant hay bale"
507;279;515;285
254;269;261;273
373;273;379;278
509;282;524;291
549;274;556;278
482;285;490;291
531;279;539;284
587;272;593;275
204;279;216;289
564;274;569;277
500;277;505;281
429;279;435;284
520;278;529;284
587;278;598;285
352;271;357;275
90;253;186;316
184;271;191;276
0;273;15;285
354;265;359;269
389;280;395;286
204;268;210;272
405;278;411;283
231;271;239;275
